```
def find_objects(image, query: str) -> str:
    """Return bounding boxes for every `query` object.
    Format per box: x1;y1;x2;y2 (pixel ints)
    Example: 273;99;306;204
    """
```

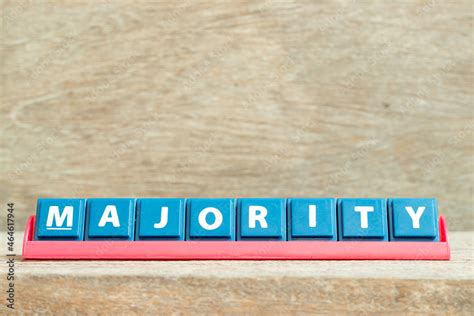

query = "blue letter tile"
187;198;235;240
338;198;388;241
86;198;136;240
136;198;186;240
238;198;286;240
35;198;86;240
389;198;439;241
288;198;336;240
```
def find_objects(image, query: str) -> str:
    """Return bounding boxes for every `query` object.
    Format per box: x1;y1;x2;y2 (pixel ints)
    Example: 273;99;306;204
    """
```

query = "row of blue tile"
34;198;439;241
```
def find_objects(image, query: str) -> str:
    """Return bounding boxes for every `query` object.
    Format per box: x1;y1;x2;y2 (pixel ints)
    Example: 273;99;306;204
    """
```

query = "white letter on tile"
309;205;317;227
405;206;426;229
99;205;120;227
249;206;268;228
46;206;73;228
199;207;223;230
354;206;374;229
154;207;169;229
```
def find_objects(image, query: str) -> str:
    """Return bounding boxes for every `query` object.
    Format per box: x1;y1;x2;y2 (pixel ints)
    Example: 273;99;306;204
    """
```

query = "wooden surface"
1;1;473;232
0;2;473;313
1;231;471;314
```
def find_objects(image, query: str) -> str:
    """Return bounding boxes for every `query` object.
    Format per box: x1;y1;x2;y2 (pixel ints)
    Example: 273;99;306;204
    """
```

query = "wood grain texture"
0;0;473;234
3;231;473;314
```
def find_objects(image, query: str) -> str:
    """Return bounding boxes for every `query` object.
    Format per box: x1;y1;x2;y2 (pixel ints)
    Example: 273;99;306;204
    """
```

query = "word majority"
33;198;440;242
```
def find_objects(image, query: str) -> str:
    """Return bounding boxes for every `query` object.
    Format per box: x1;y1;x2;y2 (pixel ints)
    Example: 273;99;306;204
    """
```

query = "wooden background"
1;1;473;314
1;1;473;232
